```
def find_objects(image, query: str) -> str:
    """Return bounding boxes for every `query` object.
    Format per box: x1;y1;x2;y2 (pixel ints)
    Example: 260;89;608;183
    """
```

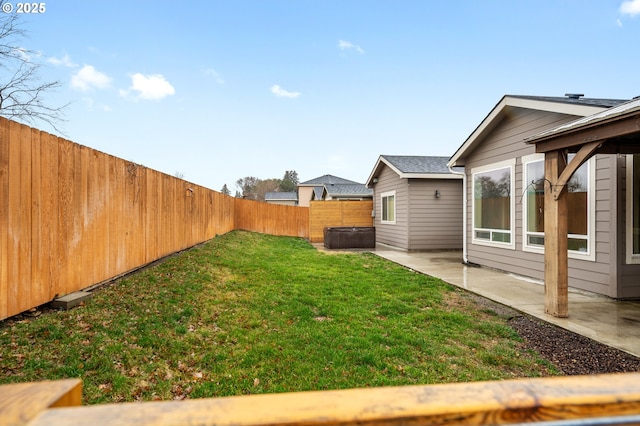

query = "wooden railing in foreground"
5;373;640;426
0;378;81;426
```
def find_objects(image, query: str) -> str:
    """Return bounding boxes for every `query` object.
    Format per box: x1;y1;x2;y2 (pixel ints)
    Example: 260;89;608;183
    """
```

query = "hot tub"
323;227;376;249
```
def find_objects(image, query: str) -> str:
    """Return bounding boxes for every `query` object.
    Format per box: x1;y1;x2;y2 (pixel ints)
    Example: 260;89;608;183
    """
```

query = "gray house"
297;174;361;207
366;155;463;251
318;184;373;201
265;191;298;206
448;94;640;299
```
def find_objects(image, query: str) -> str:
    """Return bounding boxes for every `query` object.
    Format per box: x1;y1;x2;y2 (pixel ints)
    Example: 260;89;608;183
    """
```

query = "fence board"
0;117;313;320
19;123;33;313
0;120;8;319
41;133;58;301
309;200;373;243
30;128;43;308
8;121;25;312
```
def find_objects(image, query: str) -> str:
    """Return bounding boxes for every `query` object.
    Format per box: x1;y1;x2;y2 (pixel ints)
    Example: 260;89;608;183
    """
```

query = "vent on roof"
565;93;584;100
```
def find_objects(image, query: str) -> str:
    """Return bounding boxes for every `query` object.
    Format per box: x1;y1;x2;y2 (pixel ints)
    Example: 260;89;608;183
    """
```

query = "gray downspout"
449;165;469;264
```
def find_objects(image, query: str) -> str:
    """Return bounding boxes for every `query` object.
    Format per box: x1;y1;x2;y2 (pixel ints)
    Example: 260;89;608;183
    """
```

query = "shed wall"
373;167;409;249
616;155;640;298
407;178;463;250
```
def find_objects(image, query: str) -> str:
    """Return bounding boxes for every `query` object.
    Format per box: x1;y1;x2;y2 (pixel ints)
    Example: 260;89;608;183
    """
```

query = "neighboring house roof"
366;155;463;187
312;186;324;200
265;191;298;201
322;183;373;198
448;94;629;168
298;174;359;186
301;174;367;201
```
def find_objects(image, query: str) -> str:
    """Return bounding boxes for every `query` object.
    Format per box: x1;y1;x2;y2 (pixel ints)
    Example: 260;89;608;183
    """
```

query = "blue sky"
12;0;640;192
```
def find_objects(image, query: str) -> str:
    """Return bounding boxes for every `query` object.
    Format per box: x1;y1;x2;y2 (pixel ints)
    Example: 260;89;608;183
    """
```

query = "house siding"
616;155;640;298
464;107;621;297
407;179;463;250
373;167;409;249
297;187;314;207
266;200;297;206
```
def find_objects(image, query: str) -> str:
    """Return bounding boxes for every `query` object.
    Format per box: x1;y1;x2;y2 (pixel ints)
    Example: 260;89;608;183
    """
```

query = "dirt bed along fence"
0;117;309;320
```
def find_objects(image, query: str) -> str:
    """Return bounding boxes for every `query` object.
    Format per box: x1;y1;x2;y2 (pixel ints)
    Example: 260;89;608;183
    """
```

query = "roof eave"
402;173;462;180
366;155;404;186
447;95;610;168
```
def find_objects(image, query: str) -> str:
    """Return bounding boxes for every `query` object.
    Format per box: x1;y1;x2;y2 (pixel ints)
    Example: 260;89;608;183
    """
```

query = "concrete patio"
367;246;640;358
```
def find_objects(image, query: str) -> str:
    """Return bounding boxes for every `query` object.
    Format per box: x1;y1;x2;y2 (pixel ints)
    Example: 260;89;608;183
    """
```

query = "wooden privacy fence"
309;200;373;243
0;118;309;321
235;197;308;238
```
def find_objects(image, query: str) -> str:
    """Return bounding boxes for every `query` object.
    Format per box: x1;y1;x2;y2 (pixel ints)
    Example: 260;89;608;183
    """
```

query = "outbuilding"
366;155;463;251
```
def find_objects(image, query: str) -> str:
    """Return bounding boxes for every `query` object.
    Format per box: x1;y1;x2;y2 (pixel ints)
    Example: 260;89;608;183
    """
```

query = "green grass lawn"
0;231;557;404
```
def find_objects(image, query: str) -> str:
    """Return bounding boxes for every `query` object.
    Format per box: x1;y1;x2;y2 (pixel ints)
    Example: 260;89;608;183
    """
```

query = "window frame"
626;154;640;264
471;159;515;249
380;190;396;224
522;153;596;261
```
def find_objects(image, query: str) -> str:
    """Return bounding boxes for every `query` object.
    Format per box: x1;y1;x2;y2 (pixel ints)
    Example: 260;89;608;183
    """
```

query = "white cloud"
205;68;225;84
126;73;175;100
71;65;111;91
10;46;32;62
270;84;300;99
617;18;624;26
620;0;640;16
338;39;364;54
49;54;77;68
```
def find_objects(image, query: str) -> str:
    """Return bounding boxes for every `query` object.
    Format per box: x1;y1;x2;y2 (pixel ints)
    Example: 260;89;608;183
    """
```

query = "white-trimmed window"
522;153;594;259
472;160;515;248
626;154;640;264
381;191;396;224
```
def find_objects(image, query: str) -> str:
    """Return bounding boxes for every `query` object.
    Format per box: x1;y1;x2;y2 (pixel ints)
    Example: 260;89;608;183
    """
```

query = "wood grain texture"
25;373;640;426
309;200;373;243
0;379;81;426
544;150;569;317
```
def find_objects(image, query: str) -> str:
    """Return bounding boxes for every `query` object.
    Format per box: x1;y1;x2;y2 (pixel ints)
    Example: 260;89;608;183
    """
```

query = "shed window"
523;154;593;258
472;161;514;248
381;191;395;224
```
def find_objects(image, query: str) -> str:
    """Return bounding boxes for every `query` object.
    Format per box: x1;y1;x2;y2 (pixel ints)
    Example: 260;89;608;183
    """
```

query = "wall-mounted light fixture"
372;178;378;183
435;189;440;198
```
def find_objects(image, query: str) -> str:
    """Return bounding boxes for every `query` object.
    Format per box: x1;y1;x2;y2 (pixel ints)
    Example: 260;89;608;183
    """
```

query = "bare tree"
255;178;281;201
236;176;260;200
0;5;67;132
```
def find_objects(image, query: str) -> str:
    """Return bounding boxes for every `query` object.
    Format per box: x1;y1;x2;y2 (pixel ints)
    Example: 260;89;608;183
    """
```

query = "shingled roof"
299;174;359;186
508;95;626;109
265;191;298;201
366;155;462;187
449;94;630;168
322;183;373;198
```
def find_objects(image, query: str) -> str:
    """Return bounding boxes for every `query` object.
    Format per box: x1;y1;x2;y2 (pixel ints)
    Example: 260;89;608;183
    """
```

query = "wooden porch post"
544;150;568;317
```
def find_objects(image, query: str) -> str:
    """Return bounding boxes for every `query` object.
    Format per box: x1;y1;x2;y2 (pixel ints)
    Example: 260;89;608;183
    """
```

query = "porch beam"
534;114;640;153
551;141;601;200
544;150;569;318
